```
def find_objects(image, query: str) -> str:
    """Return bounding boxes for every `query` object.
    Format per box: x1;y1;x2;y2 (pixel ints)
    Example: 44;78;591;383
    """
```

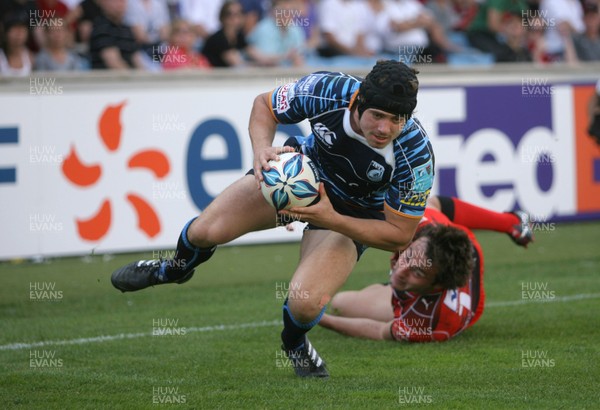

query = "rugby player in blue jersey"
111;60;434;378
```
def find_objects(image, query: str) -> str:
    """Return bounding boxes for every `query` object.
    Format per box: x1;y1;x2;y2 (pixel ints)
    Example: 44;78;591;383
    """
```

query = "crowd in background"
0;0;599;75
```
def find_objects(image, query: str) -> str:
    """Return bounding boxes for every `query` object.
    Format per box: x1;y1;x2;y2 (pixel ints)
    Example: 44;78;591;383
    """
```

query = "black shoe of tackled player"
508;210;534;248
110;260;195;292
283;336;329;378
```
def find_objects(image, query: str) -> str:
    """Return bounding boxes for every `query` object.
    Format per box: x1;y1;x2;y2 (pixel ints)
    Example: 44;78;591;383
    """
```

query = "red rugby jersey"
390;208;485;342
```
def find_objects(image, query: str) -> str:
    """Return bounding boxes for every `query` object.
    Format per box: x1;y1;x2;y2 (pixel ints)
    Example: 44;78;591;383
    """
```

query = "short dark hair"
413;224;474;289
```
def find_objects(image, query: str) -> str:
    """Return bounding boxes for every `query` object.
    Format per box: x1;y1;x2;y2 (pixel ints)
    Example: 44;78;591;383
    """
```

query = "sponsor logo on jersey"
367;160;385;182
421;298;432;310
276;83;292;114
313;123;337;146
443;289;471;315
297;74;323;94
413;161;433;192
399;161;433;208
400;189;430;208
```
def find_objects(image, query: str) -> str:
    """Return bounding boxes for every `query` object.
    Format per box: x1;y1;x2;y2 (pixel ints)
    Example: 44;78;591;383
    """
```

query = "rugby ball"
260;152;320;210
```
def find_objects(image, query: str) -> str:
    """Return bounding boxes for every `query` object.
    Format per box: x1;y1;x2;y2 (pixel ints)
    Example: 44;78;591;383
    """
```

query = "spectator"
0;13;35;76
385;0;459;63
503;13;533;61
539;0;585;63
297;0;320;53
32;0;70;49
36;0;69;16
361;0;388;55
124;0;170;58
161;19;211;70
2;1;40;53
178;0;224;41
574;1;600;61
466;0;528;62
525;15;551;62
202;0;250;67
34;24;86;70
426;0;461;35
452;0;480;32
239;0;268;35
427;0;477;47
64;0;103;46
247;0;306;66
317;0;372;57
0;0;37;20
89;0;147;69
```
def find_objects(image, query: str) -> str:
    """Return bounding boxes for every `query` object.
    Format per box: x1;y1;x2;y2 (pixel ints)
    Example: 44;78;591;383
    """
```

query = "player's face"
359;108;405;149
390;238;438;294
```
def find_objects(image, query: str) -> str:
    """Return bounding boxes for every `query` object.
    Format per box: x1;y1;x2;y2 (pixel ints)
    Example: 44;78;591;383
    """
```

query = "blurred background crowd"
0;0;599;75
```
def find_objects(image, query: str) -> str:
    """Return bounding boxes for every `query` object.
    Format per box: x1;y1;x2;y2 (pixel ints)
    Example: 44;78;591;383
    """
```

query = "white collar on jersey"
342;109;396;167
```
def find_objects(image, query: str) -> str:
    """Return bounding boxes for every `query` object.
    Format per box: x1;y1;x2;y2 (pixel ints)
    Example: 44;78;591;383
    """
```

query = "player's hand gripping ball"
260;152;320;210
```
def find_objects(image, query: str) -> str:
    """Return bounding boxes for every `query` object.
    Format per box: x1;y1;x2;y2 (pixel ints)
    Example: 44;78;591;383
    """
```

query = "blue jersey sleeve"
270;72;360;124
385;119;434;218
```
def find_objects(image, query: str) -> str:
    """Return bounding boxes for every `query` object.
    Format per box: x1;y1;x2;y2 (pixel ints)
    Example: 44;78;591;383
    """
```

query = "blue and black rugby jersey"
269;71;434;218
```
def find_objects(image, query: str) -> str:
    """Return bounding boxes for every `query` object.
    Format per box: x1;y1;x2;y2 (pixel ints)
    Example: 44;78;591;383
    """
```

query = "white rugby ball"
260;152;320;210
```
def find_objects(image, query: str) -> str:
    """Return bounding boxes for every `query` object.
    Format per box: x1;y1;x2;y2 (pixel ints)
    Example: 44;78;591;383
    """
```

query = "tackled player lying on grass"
319;195;534;342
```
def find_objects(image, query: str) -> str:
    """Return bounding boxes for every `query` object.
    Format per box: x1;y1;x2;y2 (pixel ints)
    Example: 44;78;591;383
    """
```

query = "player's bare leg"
111;175;277;292
329;284;394;322
280;229;358;378
187;175;278;247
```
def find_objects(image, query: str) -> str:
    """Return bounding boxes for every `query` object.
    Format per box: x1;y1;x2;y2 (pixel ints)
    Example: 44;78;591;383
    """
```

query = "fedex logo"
420;84;600;220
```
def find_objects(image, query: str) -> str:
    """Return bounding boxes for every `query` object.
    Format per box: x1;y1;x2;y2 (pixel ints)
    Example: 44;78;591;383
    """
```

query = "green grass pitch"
1;221;599;409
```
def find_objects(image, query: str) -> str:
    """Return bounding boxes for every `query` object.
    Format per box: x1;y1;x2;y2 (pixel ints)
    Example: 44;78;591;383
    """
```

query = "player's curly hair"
413;224;474;289
357;60;419;119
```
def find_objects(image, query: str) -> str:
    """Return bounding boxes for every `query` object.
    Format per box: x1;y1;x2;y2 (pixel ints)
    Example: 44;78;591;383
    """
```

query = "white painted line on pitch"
1;293;599;352
486;292;600;307
0;320;281;352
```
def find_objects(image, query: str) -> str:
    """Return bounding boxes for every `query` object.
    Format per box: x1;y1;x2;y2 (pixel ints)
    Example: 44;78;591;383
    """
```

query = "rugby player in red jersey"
319;195;534;342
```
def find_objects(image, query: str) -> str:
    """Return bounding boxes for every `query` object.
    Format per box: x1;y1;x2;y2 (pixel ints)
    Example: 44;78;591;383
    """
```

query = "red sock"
451;197;519;233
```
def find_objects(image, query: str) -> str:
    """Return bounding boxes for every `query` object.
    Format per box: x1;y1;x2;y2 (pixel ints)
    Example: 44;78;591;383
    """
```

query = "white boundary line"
485;292;600;307
1;293;599;352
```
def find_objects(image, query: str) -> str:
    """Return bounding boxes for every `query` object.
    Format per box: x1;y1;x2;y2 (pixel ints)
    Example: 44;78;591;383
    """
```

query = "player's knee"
187;219;231;247
330;292;355;316
288;296;325;324
330;292;346;315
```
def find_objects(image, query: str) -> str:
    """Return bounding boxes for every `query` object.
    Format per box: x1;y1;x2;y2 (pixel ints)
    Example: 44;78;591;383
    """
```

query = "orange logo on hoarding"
61;102;170;241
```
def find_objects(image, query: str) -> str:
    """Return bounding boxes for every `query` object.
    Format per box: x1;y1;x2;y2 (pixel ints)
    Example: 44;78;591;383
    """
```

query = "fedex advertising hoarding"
0;79;598;259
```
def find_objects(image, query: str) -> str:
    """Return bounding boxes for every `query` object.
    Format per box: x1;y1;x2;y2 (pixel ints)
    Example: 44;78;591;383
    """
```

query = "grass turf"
0;221;599;409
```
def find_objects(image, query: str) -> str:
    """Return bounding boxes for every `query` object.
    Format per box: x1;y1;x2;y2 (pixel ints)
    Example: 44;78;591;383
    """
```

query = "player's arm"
248;92;295;187
331;199;419;251
319;313;394;340
282;184;420;251
250;74;347;186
